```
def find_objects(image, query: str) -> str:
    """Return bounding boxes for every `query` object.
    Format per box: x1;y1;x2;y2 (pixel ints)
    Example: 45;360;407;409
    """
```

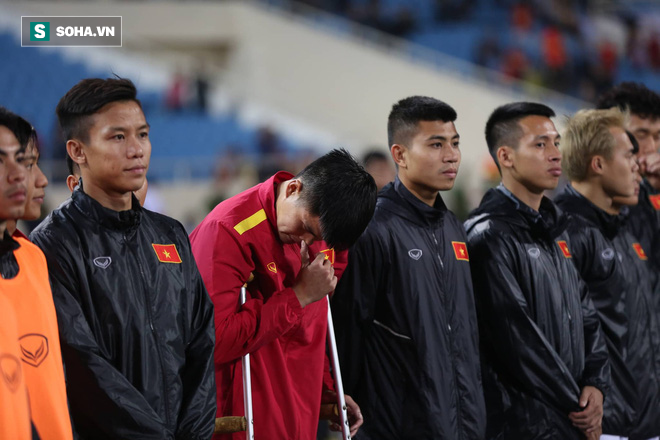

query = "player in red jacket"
190;149;377;439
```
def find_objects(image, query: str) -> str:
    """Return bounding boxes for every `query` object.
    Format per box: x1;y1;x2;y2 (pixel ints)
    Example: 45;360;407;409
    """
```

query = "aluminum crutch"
326;296;351;440
240;286;254;440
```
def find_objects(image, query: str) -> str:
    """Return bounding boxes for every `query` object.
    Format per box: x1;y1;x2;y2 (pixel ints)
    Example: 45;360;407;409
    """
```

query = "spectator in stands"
333;96;487;439
0;107;73;440
362;149;395;190
465;102;609;440
190;149;375;440
31;78;216;440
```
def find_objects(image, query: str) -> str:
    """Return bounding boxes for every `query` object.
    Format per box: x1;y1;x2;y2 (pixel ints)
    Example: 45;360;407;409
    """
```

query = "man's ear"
67;139;86;166
497;146;514;169
285;179;303;198
590;155;605;176
391;144;407;169
66;175;79;193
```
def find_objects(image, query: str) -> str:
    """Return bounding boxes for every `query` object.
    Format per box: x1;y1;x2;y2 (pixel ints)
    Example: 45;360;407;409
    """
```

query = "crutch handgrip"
214;416;246;434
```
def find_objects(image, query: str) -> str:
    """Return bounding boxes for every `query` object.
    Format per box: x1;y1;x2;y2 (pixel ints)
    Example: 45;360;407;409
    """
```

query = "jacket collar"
72;180;142;232
555;185;628;240
466;184;567;240
258;171;294;231
378;176;447;227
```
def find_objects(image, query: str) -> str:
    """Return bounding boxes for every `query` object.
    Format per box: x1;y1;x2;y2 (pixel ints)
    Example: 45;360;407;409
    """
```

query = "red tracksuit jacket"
190;172;345;440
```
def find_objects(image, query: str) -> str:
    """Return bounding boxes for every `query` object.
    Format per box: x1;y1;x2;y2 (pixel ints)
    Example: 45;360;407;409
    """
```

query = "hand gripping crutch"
214;286;254;439
326;296;351;440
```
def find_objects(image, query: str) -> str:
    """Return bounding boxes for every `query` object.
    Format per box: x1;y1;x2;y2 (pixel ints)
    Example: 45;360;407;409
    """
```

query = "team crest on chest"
320;248;335;265
452;242;469;261
267;262;277;273
557;241;572;258
650;194;660;210
152;244;182;263
632;243;648;260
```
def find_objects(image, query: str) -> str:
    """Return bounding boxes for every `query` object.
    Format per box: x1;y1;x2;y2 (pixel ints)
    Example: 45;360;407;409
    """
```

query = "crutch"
326;296;351;440
214;286;254;439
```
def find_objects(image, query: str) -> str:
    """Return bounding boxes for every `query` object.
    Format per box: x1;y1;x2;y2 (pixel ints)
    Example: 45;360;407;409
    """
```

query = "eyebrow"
426;134;460;141
535;134;561;141
107;123;150;132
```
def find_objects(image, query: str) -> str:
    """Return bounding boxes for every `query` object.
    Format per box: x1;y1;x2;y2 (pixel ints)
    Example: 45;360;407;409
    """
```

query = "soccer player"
465;102;610;440
190;148;376;440
30;78;216;440
331;96;486;439
0;107;73;440
555;107;660;440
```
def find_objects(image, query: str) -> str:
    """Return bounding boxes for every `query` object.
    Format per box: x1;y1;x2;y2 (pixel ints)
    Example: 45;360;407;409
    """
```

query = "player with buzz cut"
465;102;610;440
30;77;216;440
332;96;486;439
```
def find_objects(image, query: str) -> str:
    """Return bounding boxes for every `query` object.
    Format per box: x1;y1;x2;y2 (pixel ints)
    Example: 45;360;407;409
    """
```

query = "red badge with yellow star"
557;241;572;258
152;244;182;263
649;194;660;210
452;242;469;261
320;248;335;265
632;243;648;260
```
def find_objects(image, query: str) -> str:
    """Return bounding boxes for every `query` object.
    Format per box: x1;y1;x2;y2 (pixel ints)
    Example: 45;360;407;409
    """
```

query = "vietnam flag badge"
452;241;469;261
649;194;660;211
557;240;572;258
320;248;335;265
152;244;182;263
632;243;648;260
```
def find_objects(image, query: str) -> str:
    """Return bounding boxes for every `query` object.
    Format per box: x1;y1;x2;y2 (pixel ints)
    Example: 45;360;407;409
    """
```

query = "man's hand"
639;152;660;190
293;241;337;308
568;386;603;436
327;394;364;437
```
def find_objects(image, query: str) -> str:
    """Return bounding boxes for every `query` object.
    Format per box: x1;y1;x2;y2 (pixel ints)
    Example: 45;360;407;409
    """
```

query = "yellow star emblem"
163;250;171;259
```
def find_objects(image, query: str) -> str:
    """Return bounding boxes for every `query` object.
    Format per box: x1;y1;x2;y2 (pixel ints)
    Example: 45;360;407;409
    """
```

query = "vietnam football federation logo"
267;262;277;274
452;242;469;261
557;240;572;258
649;194;660;211
632;243;648;260
0;354;22;392
18;334;49;368
152;244;182;263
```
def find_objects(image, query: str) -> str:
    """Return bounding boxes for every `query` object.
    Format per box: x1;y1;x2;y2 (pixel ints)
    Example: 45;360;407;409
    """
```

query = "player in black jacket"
332;96;486;439
555;107;660;440
465;102;610;440
30;78;216;440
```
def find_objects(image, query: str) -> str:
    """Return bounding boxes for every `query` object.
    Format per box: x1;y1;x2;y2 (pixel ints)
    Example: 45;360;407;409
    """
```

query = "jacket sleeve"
577;278;611;395
467;231;581;413
175;234;217;440
331;228;383;395
190;219;304;365
30;229;174;440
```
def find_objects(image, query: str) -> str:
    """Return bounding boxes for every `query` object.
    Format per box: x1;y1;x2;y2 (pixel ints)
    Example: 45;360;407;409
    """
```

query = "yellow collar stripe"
234;209;267;235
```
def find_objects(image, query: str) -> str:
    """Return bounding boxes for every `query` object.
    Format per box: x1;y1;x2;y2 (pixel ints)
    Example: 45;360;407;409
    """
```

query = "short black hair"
485;102;556;169
56;77;141;143
387;96;457;147
596;82;660;119
296;148;377;250
0;106;36;153
66;154;80;176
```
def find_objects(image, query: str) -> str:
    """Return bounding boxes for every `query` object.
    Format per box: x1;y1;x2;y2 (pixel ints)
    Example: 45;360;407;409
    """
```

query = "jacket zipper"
127;235;172;427
432;230;463;437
